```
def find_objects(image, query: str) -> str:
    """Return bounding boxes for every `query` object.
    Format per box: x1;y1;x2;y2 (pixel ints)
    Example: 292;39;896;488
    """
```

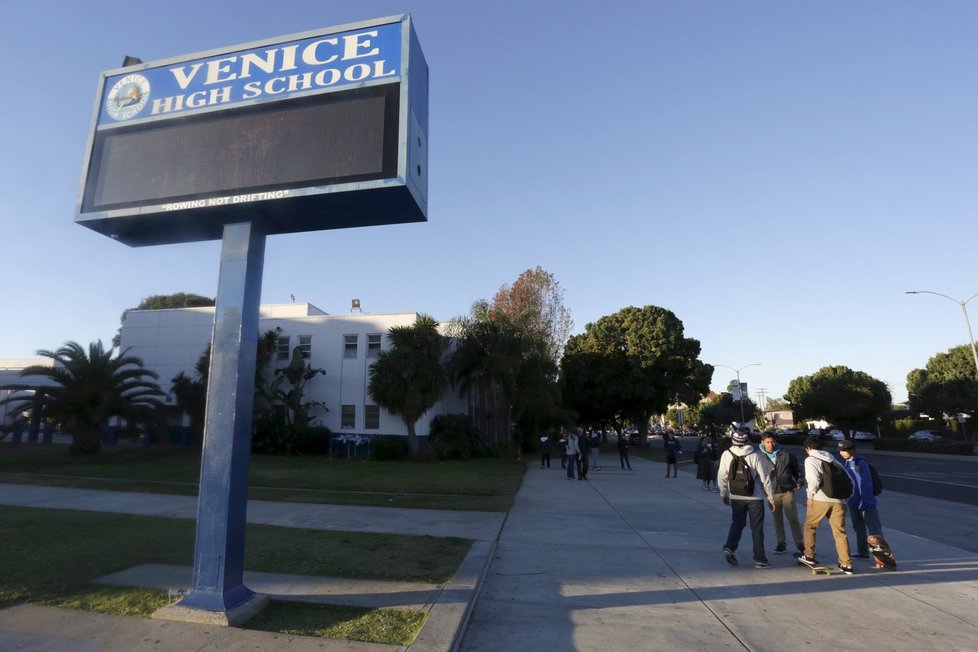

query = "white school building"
116;302;469;446
1;303;469;447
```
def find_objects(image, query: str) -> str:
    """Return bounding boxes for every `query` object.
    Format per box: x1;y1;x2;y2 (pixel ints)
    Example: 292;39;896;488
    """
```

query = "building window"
341;404;356;429
276;335;291;360
365;404;380;430
344;335;358;358
367;334;382;358
298;335;312;359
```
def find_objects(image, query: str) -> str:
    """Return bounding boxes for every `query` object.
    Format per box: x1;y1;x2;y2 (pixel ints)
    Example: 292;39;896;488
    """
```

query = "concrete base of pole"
152;593;270;627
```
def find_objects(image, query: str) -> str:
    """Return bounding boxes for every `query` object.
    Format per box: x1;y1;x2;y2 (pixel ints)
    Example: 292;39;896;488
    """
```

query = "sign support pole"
160;221;269;625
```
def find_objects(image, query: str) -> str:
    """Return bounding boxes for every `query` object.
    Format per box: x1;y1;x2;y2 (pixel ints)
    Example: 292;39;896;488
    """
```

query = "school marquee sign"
76;15;428;246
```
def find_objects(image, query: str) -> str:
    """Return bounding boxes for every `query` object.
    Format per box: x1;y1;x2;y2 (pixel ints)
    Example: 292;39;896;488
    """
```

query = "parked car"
852;431;875;441
827;429;847;441
908;430;944;442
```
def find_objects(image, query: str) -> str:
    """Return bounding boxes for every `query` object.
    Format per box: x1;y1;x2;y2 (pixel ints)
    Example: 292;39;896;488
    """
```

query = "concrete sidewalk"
3;453;978;651
459;455;978;651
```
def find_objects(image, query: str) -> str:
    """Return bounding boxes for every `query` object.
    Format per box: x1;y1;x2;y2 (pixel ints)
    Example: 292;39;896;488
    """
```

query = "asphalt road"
781;444;978;507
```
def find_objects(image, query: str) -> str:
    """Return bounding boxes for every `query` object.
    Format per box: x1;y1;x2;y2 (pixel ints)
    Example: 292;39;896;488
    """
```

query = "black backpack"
868;462;883;495
728;454;755;496
820;460;854;499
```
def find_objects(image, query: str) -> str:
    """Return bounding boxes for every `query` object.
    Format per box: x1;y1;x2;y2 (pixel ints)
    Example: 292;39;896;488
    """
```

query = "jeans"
566;454;577;479
619;450;631;469
724;499;766;561
541;453;551;468
850;505;883;555
578;452;589;479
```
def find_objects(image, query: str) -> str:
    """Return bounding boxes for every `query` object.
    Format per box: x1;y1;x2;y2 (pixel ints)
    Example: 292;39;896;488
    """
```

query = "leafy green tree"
763;397;791;412
559;306;712;440
906;344;978;424
368;315;448;458
786;365;891;430
1;341;165;454
692;392;760;433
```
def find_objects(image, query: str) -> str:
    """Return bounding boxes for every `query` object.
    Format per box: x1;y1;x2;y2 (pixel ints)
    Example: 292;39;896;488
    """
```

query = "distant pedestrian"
565;429;580;480
798;437;854;575
717;428;776;568
837;440;891;565
714;432;732;488
540;434;552;469
577;429;591;480
759;433;804;555
558;435;568;469
589;430;602;471
663;432;679;477
693;436;717;490
617;433;632;470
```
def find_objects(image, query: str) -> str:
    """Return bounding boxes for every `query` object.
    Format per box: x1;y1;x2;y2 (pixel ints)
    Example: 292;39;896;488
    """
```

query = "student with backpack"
717;428;776;568
837;440;892;565
798;437;855;574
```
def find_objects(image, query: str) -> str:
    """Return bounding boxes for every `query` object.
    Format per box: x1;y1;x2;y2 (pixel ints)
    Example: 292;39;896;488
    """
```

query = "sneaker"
838;563;854;575
754;559;771;568
796;554;818;568
723;547;738;566
774;543;787;554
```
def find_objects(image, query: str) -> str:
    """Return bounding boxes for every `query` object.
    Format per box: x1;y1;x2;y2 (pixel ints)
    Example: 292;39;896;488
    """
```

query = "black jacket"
761;447;801;493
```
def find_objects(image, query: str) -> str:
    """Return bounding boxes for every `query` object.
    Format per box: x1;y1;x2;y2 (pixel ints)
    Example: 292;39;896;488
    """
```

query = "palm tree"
1;341;166;454
368;315;447;458
448;301;537;447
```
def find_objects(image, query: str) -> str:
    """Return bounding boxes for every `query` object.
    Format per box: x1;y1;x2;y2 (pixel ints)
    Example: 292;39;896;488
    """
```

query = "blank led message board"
76;15;428;246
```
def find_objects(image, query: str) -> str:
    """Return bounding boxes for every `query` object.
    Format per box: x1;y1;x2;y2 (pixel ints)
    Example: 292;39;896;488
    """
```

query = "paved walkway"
459;455;978;651
2;452;978;651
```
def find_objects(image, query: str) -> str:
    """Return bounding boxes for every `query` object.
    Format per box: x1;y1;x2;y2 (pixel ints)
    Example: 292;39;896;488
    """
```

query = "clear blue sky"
2;0;977;404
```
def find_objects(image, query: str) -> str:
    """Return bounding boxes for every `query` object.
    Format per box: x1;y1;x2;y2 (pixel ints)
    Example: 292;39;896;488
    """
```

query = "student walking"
798;437;854;574
577;429;590;480
717;429;776;568
758;433;805;554
539;435;552;469
617;433;632;470
663;432;680;477
565;429;580;480
693;436;717;490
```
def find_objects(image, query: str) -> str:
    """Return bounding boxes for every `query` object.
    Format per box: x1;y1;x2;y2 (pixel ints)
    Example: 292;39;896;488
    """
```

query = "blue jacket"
843;455;877;511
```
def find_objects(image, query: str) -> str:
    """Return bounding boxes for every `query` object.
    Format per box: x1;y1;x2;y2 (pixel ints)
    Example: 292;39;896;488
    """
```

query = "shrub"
428;414;485;460
371;435;407;461
252;416;330;455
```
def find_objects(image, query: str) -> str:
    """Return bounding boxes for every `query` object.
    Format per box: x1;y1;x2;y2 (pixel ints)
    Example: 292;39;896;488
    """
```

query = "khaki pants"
772;490;804;549
804;499;851;566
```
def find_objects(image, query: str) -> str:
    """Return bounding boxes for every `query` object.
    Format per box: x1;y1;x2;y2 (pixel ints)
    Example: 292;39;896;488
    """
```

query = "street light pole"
905;290;978;380
714;363;761;427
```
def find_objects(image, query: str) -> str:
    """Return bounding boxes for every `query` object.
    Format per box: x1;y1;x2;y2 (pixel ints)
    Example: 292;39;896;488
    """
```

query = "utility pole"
756;388;768;412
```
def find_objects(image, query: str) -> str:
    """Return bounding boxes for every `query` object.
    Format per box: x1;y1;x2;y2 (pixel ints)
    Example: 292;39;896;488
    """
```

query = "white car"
851;431;875;441
908;430;944;442
827;429;847;441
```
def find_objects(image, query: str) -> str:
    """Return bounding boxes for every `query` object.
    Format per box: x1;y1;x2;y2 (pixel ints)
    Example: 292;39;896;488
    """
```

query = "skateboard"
868;534;897;569
796;557;832;575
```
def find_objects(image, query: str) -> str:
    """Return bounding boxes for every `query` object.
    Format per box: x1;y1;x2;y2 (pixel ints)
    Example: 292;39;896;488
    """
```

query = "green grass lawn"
0;445;525;511
0;444;524;642
0;504;470;644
